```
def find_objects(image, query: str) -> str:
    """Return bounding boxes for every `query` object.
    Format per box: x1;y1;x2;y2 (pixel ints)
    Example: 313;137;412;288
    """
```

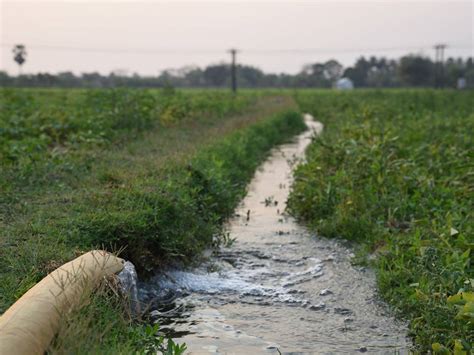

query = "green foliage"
0;88;255;168
2;56;473;89
130;324;187;355
71;109;305;272
48;283;186;354
398;55;434;86
288;90;474;352
0;88;302;352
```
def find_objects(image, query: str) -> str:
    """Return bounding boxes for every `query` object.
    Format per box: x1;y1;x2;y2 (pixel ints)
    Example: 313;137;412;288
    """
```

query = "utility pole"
434;44;447;88
229;48;238;93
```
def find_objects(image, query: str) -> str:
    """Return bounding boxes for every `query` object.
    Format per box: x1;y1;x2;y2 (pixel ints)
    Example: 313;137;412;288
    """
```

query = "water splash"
117;261;140;316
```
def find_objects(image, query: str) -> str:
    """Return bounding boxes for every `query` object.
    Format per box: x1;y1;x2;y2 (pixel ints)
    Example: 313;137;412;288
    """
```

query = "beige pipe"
0;250;125;355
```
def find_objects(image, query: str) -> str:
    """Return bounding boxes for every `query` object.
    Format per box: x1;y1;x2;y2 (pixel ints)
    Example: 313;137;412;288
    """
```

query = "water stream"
138;115;408;354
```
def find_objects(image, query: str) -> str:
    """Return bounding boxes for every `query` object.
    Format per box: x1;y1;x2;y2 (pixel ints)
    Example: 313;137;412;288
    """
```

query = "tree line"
1;54;473;89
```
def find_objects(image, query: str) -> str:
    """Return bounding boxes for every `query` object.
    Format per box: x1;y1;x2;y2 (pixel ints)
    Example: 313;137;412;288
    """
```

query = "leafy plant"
132;324;187;355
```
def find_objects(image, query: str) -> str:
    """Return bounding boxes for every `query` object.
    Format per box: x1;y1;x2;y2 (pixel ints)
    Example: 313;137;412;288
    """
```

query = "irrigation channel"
137;115;408;354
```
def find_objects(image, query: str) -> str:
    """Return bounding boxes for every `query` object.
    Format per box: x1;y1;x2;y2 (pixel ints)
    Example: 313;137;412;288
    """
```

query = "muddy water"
139;115;408;354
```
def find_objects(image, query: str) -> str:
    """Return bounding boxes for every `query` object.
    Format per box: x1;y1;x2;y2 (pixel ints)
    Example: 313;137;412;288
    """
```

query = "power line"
244;45;462;54
0;43;224;55
0;43;472;56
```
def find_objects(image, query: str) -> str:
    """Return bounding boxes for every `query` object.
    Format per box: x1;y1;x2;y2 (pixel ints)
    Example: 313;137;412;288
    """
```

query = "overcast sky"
1;0;472;75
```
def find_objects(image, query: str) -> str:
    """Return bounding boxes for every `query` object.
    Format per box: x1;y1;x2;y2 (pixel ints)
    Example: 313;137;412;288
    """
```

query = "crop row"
0;89;256;166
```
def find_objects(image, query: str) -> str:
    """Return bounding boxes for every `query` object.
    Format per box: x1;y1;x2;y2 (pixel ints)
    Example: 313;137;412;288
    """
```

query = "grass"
0;88;257;190
48;282;187;355
0;88;305;352
288;89;474;353
6;87;471;353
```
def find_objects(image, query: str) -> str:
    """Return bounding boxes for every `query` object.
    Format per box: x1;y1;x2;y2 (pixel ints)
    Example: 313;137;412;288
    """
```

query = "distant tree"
179;66;204;87
81;72;103;87
1;54;472;89
36;73;58;86
237;65;265;87
299;63;328;87
443;57;468;87
203;64;229;87
343;57;371;87
298;60;343;88
467;58;473;70
398;55;434;87
366;58;398;87
323;60;343;84
12;44;27;74
57;72;77;87
0;71;13;86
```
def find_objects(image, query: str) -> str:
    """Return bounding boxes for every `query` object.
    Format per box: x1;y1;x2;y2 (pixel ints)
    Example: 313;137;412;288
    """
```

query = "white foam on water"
146;257;324;306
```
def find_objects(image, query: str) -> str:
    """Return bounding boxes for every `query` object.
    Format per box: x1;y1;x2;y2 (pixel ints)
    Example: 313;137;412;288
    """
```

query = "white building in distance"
335;77;354;90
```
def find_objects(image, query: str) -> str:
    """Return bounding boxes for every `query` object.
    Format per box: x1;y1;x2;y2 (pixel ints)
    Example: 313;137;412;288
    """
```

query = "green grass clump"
48;282;187;355
70;109;306;272
288;90;473;353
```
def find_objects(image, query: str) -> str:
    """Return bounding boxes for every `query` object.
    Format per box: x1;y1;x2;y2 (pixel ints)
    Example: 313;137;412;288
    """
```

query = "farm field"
1;88;473;353
0;88;305;352
289;90;474;353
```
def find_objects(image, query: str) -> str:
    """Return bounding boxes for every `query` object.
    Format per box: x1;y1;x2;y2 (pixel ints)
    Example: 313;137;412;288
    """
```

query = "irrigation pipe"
0;250;125;355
